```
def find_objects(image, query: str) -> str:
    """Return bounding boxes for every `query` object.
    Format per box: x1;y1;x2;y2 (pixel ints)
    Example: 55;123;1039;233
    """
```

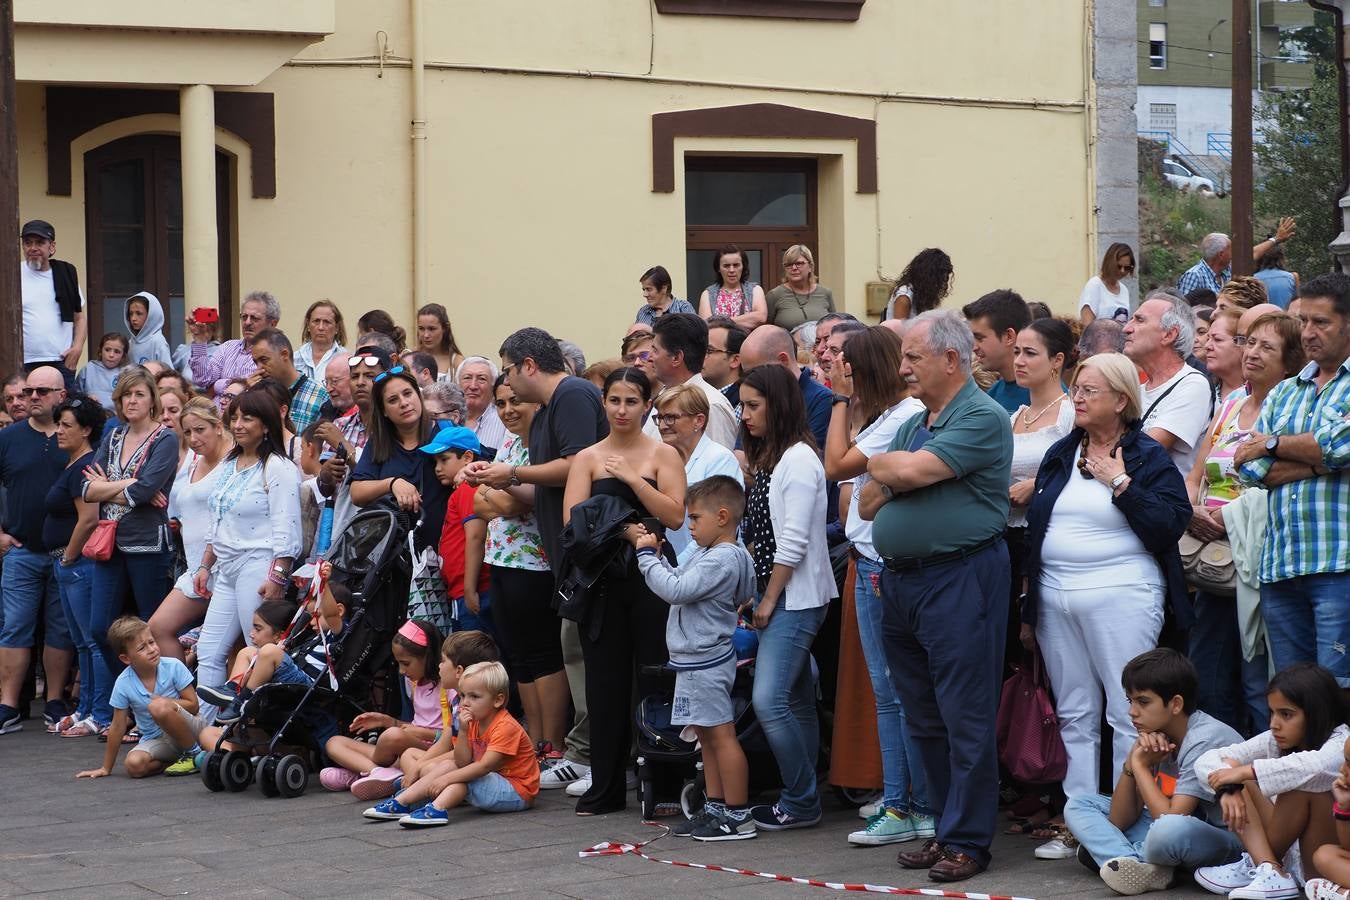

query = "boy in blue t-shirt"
76;617;204;779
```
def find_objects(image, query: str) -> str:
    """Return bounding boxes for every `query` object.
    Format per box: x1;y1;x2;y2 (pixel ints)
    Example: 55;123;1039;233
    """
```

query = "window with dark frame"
1149;23;1167;69
684;157;818;306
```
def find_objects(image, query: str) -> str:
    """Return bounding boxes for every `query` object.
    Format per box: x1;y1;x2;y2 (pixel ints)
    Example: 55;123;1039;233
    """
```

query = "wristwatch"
831;394;850;407
1109;472;1129;491
1265;435;1281;458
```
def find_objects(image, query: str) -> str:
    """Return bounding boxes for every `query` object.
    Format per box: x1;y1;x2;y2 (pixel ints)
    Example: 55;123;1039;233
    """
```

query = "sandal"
60;718;101;738
48;713;81;734
121;727;140;745
1005;807;1052;834
1030;821;1070;841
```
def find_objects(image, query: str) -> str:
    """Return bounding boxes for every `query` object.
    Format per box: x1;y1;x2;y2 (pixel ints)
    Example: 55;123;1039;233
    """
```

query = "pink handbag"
996;650;1068;784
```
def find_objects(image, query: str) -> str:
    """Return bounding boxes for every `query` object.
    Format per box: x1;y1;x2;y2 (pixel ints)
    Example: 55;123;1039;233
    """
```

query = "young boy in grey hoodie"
626;474;758;843
123;291;174;369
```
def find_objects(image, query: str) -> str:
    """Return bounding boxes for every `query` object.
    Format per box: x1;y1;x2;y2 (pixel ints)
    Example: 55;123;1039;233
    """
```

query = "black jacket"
50;259;82;324
554;494;640;637
1021;424;1193;630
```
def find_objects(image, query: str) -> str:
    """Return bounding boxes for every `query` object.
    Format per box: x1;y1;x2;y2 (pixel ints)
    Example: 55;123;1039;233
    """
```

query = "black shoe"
1077;843;1097;874
0;705;20;735
43;698;68;727
197;682;240;707
215;689;251;725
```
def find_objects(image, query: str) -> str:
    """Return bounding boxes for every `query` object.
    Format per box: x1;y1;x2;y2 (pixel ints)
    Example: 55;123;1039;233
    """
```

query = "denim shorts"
466;771;529;812
272;654;316;688
0;546;71;649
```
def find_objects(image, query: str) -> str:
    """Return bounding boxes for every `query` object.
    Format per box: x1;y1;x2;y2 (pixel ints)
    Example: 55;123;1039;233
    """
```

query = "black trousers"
576;569;669;814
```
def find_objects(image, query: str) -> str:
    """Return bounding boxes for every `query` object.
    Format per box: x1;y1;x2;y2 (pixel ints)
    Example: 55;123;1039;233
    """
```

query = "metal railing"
1138;131;1229;193
1207;133;1233;161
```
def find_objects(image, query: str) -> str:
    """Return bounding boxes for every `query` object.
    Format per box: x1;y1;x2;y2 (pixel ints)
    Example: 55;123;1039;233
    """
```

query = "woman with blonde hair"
767;245;835;330
296;299;347;382
651;382;742;561
148;396;230;661
1020;353;1191;825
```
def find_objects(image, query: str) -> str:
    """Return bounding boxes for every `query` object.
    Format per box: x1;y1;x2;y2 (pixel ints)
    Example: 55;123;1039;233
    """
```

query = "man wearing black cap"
19;221;86;387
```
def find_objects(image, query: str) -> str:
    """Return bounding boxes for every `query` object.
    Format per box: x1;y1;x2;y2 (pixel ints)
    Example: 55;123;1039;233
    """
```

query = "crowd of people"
7;222;1350;895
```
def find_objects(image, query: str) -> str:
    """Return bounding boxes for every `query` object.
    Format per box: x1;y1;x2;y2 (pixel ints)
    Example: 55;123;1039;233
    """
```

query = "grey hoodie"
636;541;755;669
77;360;123;410
123;291;174;369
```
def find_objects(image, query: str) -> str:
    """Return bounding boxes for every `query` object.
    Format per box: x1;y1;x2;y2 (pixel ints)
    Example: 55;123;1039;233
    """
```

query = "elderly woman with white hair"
456;356;507;460
1020;353;1192;810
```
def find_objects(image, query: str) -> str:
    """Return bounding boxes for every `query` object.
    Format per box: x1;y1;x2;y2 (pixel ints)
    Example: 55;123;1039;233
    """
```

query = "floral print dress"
483;434;549;572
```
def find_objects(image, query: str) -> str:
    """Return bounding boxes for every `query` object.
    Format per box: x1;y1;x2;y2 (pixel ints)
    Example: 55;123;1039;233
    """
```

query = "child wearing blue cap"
419;426;492;634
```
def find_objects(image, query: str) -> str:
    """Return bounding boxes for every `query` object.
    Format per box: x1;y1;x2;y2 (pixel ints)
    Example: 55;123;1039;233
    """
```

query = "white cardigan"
767;442;838;611
1194;723;1350;799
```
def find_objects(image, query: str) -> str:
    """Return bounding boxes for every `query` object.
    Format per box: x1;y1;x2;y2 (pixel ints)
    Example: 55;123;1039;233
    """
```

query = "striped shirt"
1176;260;1229;297
288;374;330;432
1238;357;1350;583
190;339;256;397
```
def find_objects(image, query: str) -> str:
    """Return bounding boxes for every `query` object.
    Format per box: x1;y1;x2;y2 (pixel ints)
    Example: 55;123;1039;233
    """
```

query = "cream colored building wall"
16;0;1095;365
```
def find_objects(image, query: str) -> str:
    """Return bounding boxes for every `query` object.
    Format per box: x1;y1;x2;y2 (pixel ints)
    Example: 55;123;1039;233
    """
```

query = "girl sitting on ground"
1192;663;1350;898
321;619;442;796
1305;736;1350;900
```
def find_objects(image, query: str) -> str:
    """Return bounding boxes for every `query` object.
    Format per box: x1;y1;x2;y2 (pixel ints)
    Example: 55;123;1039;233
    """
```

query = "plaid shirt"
1238;357;1350;583
287;374;329;432
1176;259;1229;297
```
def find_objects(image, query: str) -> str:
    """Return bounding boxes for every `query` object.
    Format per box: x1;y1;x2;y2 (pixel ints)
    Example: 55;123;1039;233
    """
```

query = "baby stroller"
201;506;414;797
634;626;776;820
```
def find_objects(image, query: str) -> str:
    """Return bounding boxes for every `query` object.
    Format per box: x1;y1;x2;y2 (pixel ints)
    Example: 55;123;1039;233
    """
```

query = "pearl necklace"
1021;392;1065;426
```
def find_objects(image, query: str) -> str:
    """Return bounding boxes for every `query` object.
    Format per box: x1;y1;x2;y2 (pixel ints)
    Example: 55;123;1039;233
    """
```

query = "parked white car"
1162;158;1216;193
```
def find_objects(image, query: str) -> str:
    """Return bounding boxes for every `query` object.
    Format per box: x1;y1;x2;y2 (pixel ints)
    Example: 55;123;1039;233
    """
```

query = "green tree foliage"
1255;13;1341;278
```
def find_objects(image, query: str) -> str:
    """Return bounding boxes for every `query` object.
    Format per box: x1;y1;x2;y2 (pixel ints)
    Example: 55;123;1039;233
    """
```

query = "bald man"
0;366;73;732
738;324;833;451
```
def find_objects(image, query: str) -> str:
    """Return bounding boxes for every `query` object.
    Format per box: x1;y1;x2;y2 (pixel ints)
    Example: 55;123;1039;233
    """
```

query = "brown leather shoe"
896;839;943;869
928;847;984;883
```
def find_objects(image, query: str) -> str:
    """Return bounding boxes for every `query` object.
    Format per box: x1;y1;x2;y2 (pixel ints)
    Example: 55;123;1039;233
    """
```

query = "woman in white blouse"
148;397;229;660
739;364;837;830
295;299;346;382
192;389;302;715
652;382;741;563
1078;243;1134;325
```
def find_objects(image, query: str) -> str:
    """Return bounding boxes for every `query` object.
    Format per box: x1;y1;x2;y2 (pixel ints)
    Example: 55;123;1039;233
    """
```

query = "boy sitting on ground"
626;474;758;841
75;617;203;779
394;661;538;826
1064;648;1244;895
361;630;500;815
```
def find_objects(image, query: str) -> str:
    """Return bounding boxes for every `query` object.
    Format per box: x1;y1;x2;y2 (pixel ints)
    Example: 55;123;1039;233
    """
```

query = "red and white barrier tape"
579;827;1036;900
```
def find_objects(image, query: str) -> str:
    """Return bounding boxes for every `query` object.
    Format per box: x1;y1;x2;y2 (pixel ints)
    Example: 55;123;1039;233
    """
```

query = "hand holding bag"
406;527;454;634
82;427;164;563
1177;532;1237;596
996;650;1068;784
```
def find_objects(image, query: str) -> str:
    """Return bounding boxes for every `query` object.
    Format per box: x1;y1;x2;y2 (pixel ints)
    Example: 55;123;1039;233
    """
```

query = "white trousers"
195;549;273;718
1035;581;1164;799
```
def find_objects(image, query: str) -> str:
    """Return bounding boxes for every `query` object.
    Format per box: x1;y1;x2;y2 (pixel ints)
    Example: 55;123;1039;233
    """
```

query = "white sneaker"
1305;878;1350;900
1035;837;1079;859
1229;863;1299;900
1100;857;1174;895
539;760;589;790
858;800;881;820
565;770;593;797
1196;854;1259;895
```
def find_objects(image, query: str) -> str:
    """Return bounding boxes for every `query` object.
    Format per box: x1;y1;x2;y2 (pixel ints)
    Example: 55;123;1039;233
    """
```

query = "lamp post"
1208;17;1228;68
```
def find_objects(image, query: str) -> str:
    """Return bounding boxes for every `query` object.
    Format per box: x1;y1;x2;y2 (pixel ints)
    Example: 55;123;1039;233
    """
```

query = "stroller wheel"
680;771;707;819
274;754;308;798
202;751;225;792
256;756;280;798
639;774;656;821
220;750;253;792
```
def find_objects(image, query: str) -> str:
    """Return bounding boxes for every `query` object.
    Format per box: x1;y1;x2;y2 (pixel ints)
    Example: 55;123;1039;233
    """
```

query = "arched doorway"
83;134;233;350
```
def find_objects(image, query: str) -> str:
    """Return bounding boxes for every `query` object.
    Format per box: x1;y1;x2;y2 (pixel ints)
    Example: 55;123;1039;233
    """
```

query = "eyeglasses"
323;376;346;387
1069;385;1112;400
623;351;653;364
786;259;809;268
348;354;383;370
21;387;57;397
373;365;406;384
653;413;689;426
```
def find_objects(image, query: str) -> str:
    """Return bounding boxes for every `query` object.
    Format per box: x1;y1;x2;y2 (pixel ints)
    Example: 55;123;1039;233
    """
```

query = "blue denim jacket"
1021;424;1193;630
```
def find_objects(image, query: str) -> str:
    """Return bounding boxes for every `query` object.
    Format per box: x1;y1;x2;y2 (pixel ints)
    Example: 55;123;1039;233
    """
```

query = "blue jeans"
880;542;1009;867
1188;590;1269;736
466;771;529;812
0;546;71;650
52;557;113;725
90;549;173;675
1065;793;1242;868
854;555;931;816
1262;573;1350;688
751;603;827;819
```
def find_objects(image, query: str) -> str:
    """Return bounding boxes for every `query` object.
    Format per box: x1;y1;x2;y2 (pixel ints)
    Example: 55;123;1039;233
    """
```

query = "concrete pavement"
0;721;1218;899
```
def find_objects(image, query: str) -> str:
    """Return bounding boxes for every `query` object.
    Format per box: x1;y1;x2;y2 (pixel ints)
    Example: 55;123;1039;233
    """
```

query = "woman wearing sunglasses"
349;366;449;550
1078;243;1135;326
1020;352;1190;806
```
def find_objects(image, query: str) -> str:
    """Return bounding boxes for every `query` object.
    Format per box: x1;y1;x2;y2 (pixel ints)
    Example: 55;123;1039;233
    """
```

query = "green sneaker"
165;752;199;777
847;810;922;846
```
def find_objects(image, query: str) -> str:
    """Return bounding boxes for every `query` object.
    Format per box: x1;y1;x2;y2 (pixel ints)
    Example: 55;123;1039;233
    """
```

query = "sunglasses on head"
349;354;384;370
373;365;406;384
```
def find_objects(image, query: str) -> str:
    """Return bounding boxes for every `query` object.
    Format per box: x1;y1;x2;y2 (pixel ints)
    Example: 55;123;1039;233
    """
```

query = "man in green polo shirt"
858;309;1012;883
